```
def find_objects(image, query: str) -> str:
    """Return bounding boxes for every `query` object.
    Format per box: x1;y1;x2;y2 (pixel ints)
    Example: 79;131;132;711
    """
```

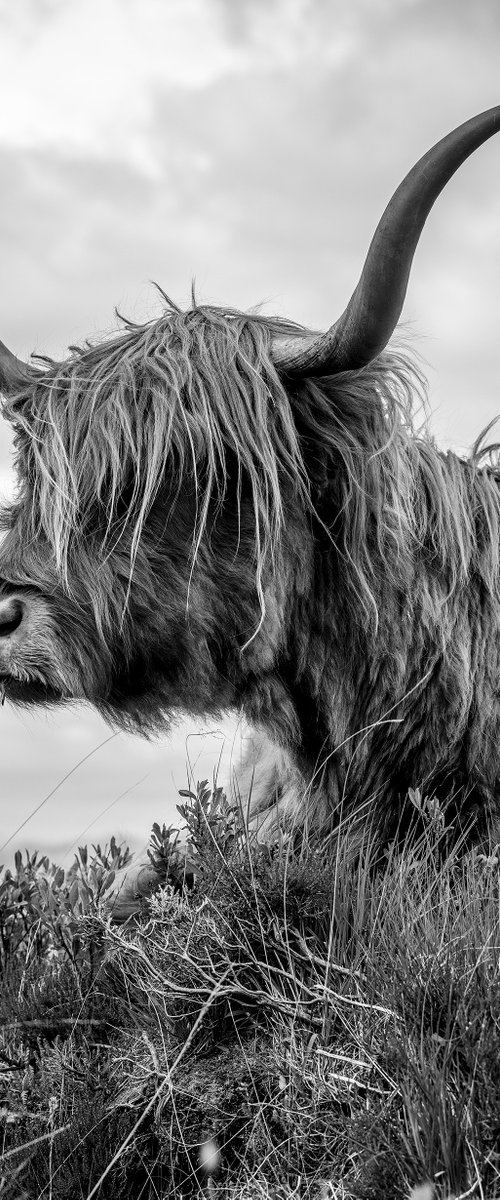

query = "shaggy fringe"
4;305;311;642
3;300;500;642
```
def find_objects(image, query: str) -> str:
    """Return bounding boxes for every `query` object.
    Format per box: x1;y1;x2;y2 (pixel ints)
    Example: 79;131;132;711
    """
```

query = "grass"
1;781;500;1198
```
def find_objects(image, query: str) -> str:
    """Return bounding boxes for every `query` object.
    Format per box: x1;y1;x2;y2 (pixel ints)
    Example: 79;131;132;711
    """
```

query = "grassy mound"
1;784;500;1198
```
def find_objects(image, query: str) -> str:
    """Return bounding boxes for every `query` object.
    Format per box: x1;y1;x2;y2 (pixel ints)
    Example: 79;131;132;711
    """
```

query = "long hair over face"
4;300;500;646
3;305;315;641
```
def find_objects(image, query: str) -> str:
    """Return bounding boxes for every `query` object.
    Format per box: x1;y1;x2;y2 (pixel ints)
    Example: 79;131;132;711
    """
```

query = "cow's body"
0;108;499;915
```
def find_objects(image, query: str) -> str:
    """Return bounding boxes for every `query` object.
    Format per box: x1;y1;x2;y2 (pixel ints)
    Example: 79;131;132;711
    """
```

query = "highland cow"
0;109;499;909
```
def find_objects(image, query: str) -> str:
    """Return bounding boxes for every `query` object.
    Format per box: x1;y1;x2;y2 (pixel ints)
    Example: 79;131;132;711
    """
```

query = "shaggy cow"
0;109;499;908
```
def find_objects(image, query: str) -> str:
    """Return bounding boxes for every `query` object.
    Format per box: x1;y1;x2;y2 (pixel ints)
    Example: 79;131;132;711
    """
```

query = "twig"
85;966;233;1200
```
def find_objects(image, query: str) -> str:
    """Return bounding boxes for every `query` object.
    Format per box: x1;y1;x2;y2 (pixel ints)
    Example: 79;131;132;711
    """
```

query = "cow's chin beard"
0;675;68;708
0;673;175;738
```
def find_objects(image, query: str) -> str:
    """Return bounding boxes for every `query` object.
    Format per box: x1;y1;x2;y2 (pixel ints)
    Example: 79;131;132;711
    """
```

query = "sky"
0;0;499;866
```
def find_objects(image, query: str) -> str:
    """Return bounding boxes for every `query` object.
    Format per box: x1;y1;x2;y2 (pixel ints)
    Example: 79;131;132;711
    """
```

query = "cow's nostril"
0;598;24;637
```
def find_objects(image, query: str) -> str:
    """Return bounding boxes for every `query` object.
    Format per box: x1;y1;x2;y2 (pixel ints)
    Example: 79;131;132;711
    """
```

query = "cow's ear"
0;341;30;398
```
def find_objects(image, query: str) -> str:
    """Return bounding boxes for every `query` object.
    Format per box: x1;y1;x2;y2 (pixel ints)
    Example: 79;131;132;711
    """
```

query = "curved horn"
272;106;500;377
0;339;29;395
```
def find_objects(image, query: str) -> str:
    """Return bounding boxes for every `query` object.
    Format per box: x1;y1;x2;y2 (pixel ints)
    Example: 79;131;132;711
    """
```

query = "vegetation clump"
1;784;500;1198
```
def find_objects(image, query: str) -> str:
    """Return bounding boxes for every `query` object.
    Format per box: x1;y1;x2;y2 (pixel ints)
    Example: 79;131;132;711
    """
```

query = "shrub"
1;785;500;1197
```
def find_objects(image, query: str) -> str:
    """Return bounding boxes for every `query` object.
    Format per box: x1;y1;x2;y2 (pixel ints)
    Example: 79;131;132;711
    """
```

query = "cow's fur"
1;302;500;909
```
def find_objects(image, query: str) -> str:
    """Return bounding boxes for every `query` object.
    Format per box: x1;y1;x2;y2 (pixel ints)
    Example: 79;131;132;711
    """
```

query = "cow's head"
0;108;497;731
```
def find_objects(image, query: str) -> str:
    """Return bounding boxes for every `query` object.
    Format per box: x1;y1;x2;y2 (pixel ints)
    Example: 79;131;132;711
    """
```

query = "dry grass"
1;784;500;1198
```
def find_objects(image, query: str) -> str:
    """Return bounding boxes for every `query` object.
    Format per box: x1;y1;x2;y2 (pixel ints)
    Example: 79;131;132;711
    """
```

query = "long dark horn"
0;340;29;395
272;106;500;377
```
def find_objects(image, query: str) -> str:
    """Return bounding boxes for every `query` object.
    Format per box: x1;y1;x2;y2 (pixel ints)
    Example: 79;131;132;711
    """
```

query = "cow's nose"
0;597;24;637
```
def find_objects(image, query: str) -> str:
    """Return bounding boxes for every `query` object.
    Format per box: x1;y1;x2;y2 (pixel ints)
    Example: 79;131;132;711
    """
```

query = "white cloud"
0;0;356;174
0;465;15;502
0;0;238;172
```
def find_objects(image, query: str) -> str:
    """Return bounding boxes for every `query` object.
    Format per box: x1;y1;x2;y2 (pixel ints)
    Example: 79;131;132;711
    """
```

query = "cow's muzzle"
0;596;24;638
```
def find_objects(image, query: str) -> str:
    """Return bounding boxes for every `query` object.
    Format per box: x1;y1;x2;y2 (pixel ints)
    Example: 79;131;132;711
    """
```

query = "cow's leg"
105;729;303;921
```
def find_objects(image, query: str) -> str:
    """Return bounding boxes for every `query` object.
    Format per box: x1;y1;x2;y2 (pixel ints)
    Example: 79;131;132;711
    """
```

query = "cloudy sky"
0;0;499;866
